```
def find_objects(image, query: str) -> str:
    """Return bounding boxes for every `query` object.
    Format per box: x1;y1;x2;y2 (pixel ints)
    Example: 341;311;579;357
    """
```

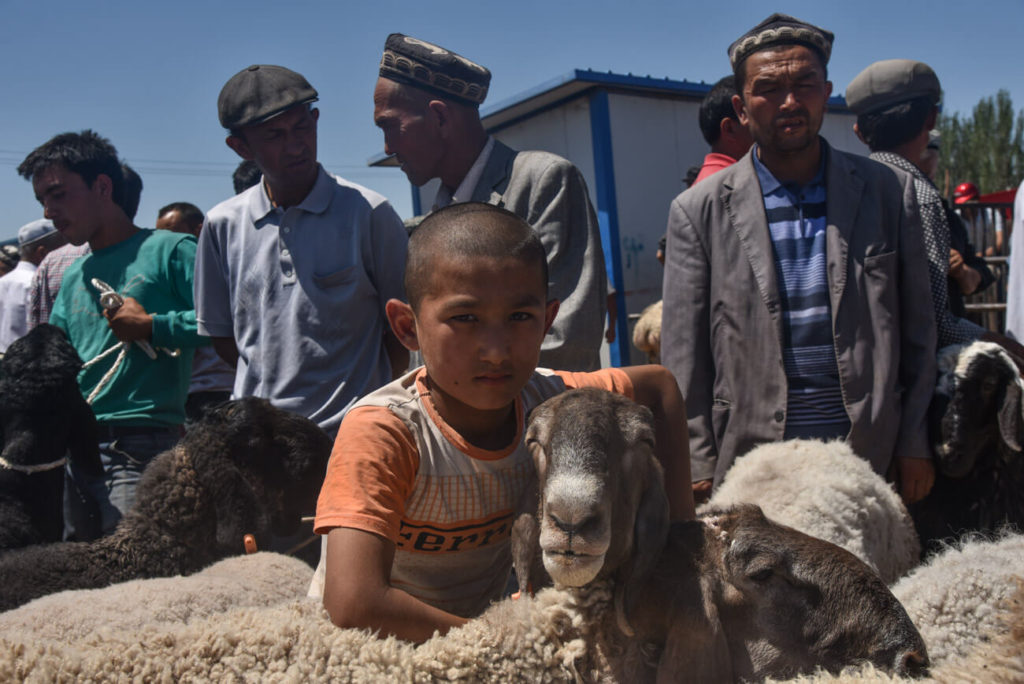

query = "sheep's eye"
748;566;773;582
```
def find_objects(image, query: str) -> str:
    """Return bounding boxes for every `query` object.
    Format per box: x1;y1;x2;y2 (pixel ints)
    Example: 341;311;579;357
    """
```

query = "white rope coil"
0;455;67;474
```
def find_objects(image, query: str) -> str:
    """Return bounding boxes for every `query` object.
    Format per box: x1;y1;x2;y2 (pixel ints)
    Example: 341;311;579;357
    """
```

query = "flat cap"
218;65;318;130
379;33;490;107
845;59;941;115
729;13;834;69
18;219;57;247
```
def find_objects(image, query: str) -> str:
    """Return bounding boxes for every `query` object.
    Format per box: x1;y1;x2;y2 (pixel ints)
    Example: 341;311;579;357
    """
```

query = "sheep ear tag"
243;534;258;554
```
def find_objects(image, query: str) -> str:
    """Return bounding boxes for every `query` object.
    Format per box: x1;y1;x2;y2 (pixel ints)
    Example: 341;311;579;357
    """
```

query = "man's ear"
543;299;560;335
853;122;868;146
427;99;450;133
386;298;420;351
91;173;113;200
731;94;748;126
824;80;833;99
226;135;253;161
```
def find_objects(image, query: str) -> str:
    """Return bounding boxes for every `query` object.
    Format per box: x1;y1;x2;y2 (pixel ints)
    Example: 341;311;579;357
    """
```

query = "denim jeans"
63;426;182;541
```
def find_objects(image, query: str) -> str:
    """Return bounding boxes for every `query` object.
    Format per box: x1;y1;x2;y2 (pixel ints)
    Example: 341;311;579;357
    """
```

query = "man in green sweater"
18;130;207;540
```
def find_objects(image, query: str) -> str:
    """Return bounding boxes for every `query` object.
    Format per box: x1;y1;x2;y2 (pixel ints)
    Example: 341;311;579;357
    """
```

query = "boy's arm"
323;527;466;643
619;364;696;521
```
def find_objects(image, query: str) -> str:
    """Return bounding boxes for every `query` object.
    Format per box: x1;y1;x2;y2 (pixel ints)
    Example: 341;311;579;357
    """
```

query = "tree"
937;90;1024;197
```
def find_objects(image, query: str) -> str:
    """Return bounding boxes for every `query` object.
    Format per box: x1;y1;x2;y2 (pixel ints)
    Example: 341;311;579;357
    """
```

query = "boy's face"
399;254;557;428
32;164;106;246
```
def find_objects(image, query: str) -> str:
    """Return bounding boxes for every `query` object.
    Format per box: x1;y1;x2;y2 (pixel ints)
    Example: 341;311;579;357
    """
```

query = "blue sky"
2;0;1021;241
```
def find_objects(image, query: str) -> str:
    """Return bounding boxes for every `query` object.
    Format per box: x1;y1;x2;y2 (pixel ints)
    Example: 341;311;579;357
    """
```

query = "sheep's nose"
548;512;597;540
894;649;929;678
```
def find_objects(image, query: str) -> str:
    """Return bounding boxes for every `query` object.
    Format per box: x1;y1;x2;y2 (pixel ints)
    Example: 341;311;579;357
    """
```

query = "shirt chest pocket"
313;266;357;290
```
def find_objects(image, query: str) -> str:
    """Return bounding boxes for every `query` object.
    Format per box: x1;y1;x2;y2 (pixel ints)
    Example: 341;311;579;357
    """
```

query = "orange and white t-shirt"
311;366;632;617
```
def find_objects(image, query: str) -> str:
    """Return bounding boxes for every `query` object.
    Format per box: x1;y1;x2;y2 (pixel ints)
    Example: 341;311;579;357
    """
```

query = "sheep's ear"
615;456;670;629
67;391;103;478
511;477;543;595
656;583;732;682
997;380;1023;451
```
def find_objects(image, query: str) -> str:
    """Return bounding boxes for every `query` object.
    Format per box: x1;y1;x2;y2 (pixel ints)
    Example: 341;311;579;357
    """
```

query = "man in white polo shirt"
0;219;66;352
195;65;409;438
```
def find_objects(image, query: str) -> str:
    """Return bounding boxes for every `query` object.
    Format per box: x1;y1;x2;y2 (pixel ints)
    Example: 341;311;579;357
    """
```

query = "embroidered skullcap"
729;13;834;70
218;65;318;130
379;33;491;107
845;60;941;115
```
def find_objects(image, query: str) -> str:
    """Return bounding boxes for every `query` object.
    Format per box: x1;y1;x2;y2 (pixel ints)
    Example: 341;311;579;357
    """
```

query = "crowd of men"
2;14;1021;640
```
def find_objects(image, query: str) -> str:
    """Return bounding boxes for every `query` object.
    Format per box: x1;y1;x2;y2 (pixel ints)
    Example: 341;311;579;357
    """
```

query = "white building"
370;69;862;366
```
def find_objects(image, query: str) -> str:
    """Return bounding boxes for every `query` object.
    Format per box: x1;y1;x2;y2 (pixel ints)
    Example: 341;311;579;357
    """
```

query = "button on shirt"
195;166;409;437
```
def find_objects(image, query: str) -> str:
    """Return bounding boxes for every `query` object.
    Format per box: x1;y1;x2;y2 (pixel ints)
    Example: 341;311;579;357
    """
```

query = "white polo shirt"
195;165;408;436
0;260;37;353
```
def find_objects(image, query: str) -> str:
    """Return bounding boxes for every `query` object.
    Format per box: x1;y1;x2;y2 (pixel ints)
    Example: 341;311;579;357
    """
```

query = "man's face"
31;165;105;246
408;254;557;431
373;78;445;187
228;105;319;191
155;209;199;237
734;45;832;157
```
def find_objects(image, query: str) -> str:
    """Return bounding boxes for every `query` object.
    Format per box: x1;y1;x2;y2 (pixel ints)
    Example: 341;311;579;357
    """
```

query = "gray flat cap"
379;33;490;107
218;65;319;130
846;59;940;115
729;13;834;69
18;219;57;247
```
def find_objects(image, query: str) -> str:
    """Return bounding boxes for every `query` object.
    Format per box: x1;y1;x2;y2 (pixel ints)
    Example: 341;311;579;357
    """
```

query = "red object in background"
980;188;1018;204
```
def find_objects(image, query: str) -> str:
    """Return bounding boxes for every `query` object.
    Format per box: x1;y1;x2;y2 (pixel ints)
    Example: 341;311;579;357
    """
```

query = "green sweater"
50;229;206;427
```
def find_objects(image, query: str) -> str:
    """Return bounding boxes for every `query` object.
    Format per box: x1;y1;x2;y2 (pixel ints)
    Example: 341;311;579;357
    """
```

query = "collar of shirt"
12;260;37;276
434;136;496;210
248;164;332;223
869;150;934;187
751;142;827;202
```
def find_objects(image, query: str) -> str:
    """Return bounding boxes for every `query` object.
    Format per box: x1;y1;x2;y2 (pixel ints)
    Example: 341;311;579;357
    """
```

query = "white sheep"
631;299;662;362
704;438;921;584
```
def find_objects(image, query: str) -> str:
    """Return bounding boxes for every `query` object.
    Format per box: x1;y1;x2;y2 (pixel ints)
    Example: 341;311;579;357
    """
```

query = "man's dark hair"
120;163;143;220
405;202;548;310
232;160;262;194
18;130;126;212
699;76;740;145
855;96;936;152
158;201;205;232
733;44;828;97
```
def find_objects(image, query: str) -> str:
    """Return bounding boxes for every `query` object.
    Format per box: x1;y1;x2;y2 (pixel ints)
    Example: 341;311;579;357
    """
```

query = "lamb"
705;438;921;584
513;388;929;681
0;397;331;612
0;324;102;550
913;341;1024;552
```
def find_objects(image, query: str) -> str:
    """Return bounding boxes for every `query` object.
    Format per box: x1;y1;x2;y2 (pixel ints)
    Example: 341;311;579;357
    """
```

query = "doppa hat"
379;34;490;107
729;13;834;70
845;59;941;115
17;219;57;248
218;65;319;130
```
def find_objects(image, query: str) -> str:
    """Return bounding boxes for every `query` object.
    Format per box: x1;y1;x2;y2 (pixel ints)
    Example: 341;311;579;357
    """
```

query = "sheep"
631;299;662;362
913;341;1024;552
513;388;929;681
0;397;331;612
0;324;102;550
704;439;921;584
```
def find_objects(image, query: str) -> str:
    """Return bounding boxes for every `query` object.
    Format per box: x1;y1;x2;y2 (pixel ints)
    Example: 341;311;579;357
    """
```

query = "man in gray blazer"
661;14;937;505
373;33;607;372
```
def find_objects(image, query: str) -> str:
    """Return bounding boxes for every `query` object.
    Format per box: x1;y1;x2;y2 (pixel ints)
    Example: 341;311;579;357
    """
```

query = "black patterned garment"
870;151;986;346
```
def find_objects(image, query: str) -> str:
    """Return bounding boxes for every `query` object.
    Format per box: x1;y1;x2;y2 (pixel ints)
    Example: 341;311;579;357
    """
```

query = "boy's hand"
104;296;153;343
895;457;934;504
692;479;713;505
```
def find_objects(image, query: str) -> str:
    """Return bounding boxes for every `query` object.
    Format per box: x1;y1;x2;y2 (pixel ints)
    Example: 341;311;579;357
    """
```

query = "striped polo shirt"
752;148;850;439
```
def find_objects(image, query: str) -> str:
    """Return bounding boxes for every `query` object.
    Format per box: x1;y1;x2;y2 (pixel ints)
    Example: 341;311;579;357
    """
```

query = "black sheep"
0;397;331;611
913;341;1024;553
0;324;102;551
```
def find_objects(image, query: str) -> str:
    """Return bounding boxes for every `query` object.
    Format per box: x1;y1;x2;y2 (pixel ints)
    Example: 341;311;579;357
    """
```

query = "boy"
314;203;694;642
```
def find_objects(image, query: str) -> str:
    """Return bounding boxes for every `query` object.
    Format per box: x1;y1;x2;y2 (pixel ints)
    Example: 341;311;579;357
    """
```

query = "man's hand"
104;296;153;343
692;479;713;505
896;457;934;504
948;248;965;278
949;249;982;295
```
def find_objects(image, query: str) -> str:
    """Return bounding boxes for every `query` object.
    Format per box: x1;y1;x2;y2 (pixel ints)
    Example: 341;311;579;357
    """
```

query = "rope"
0;455;67;474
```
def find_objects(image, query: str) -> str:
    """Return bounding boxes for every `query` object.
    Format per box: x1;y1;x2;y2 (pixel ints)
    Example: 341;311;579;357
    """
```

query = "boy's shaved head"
405;202;548;309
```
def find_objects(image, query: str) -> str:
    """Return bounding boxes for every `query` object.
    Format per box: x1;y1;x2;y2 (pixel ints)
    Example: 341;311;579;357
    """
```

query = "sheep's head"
520;388;669;632
932;342;1023;478
697;505;929;680
184;398;332;551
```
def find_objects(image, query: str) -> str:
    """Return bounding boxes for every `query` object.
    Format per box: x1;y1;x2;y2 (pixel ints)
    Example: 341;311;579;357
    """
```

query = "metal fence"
961;201;1013;332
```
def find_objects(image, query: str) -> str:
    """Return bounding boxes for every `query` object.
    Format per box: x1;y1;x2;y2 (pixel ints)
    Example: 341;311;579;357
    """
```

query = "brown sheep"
514;388;929;681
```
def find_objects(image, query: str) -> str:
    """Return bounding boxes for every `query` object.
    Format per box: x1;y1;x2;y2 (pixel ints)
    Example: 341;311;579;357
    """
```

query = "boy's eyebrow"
437;293;545;309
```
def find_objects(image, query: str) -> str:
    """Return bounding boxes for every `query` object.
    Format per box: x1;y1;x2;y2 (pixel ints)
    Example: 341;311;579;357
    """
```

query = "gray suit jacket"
470;140;607;372
661;141;937;484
